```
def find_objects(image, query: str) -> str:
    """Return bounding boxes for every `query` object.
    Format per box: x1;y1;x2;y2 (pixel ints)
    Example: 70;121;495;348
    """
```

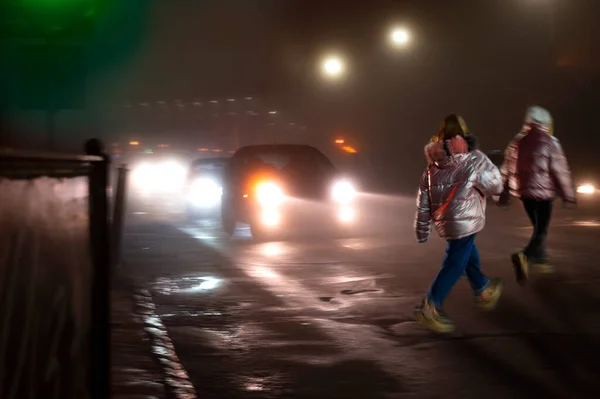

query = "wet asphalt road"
124;193;600;399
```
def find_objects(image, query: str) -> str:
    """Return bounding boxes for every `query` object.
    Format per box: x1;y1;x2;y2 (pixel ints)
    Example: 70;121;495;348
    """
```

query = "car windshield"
190;160;228;176
244;147;335;177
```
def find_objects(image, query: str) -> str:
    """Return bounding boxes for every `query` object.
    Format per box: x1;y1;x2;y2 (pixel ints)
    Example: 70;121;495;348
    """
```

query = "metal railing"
0;140;115;399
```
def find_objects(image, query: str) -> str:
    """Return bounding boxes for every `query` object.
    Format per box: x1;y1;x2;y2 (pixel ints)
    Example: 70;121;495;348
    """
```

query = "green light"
10;0;97;38
22;0;91;6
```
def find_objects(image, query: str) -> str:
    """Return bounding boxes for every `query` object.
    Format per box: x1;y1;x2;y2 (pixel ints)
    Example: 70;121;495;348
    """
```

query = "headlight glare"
331;180;356;204
132;163;156;188
577;184;595;195
338;206;355;223
261;209;281;226
189;178;222;207
156;161;187;191
256;182;284;206
132;161;187;192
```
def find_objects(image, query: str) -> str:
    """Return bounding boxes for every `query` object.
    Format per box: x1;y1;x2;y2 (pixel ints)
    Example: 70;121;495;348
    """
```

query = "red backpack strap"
435;182;460;216
427;163;433;191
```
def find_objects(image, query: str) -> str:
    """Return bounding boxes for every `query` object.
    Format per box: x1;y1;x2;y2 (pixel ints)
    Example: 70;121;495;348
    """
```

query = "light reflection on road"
259;242;285;257
154;276;223;295
125;192;600;399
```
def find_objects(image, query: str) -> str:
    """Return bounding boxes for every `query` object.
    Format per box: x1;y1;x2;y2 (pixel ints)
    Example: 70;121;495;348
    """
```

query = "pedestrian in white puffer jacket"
499;105;576;282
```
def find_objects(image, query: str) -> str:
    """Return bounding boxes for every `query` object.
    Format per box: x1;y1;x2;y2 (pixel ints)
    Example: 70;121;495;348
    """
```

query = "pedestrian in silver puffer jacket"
414;114;504;334
499;106;576;283
416;135;505;242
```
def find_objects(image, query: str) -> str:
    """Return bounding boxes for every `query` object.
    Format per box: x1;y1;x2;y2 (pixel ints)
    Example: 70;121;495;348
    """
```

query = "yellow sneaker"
414;299;455;334
511;252;529;285
477;278;504;311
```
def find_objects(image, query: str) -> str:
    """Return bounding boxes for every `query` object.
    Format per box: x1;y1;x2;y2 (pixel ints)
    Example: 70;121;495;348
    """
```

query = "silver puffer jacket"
415;136;503;242
500;126;575;203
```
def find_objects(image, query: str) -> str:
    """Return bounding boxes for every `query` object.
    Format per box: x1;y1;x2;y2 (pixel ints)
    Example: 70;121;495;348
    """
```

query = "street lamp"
322;56;344;78
389;27;410;47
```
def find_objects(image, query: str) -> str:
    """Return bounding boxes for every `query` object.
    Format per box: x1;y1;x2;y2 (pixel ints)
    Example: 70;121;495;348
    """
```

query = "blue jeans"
427;234;489;308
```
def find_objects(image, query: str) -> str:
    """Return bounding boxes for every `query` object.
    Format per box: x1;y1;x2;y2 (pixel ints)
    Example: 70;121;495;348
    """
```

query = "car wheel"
221;207;236;236
222;215;236;236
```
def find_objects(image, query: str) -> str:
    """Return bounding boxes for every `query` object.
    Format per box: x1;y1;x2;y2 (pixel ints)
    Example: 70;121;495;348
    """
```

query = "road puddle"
154;276;223;295
162;310;223;318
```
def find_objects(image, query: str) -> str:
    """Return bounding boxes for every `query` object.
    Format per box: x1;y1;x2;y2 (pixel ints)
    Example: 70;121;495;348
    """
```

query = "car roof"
235;144;320;154
190;157;230;166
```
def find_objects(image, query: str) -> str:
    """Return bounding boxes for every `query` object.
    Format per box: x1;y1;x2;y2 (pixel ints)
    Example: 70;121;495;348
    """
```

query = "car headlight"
577;184;595;194
132;161;187;192
189;178;222;207
331;180;356;204
337;205;355;223
132;163;156;188
255;182;284;206
261;209;281;226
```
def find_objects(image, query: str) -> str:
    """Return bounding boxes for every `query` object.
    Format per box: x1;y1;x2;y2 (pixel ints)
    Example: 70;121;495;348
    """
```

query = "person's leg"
417;235;478;333
464;240;489;294
427;235;475;308
527;200;554;273
522;198;540;257
523;199;552;261
465;240;504;310
513;197;537;284
528;200;553;262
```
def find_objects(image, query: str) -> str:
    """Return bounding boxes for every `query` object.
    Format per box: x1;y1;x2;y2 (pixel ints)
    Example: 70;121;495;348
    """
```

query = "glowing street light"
322;56;344;78
389;27;410;47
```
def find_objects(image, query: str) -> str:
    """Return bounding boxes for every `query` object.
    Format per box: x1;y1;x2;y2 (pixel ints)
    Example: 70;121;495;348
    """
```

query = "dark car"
221;144;358;239
185;157;230;220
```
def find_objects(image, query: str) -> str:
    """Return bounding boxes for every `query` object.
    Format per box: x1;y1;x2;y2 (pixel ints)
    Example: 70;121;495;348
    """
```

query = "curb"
132;288;198;399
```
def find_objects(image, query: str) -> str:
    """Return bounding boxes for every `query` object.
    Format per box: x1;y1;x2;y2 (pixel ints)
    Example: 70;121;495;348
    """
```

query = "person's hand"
563;200;577;210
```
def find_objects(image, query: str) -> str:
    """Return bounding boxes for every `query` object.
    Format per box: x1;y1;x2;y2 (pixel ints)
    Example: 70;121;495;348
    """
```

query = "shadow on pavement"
448;271;600;399
267;358;405;399
530;275;600;395
447;336;563;399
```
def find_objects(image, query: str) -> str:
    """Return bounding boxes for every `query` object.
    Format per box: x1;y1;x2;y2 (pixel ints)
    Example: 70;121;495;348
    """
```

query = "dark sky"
110;1;557;101
3;0;599;188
